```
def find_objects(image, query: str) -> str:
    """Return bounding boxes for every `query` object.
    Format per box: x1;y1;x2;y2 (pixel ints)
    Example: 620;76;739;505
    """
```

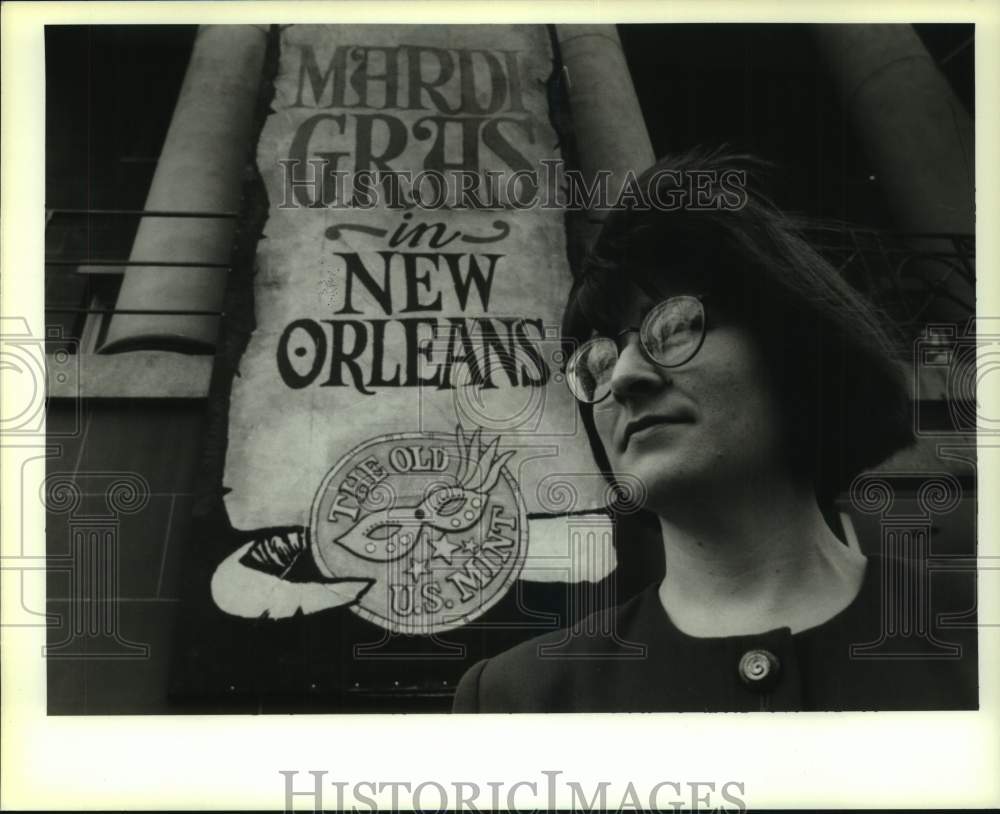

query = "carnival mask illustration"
329;427;515;563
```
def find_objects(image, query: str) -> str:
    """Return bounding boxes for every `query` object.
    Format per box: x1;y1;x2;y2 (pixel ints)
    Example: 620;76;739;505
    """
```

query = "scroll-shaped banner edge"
520;512;616;583
210;541;373;619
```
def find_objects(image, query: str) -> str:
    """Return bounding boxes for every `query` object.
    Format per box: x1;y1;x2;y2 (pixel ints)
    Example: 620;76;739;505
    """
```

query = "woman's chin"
615;463;697;513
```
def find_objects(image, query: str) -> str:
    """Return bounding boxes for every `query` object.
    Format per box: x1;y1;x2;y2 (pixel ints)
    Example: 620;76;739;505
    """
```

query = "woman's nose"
608;333;666;401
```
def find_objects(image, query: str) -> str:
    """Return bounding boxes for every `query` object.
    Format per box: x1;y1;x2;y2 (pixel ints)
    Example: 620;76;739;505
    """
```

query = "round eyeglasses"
565;295;707;404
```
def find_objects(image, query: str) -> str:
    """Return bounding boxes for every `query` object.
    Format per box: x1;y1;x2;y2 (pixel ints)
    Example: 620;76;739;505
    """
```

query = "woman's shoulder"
451;584;659;713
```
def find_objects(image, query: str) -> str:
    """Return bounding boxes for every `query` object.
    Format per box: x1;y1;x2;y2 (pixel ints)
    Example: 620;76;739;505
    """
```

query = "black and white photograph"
2;1;998;810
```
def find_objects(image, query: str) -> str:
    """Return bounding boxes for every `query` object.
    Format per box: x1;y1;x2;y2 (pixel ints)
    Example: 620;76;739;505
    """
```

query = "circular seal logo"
309;427;526;634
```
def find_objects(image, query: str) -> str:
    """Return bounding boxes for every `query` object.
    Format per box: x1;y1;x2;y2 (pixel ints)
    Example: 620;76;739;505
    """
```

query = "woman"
452;149;977;712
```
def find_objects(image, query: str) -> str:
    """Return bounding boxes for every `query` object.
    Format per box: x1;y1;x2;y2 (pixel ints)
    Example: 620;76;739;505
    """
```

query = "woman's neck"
654;474;867;637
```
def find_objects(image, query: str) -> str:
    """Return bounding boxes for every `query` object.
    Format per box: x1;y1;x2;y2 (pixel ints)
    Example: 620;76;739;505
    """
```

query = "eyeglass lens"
566;296;705;403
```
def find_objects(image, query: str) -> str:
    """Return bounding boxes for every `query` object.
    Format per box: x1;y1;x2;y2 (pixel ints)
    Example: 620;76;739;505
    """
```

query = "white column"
100;25;269;353
555;25;654;245
814;24;974;324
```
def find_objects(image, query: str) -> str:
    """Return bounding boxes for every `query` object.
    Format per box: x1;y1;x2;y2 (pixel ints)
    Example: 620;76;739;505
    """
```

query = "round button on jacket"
738;648;781;690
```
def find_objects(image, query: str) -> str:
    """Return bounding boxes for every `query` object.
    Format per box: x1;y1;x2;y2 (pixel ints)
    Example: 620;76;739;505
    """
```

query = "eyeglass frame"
564;293;710;404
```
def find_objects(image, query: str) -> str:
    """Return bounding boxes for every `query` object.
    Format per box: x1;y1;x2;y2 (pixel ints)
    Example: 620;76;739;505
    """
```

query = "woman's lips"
622;414;692;448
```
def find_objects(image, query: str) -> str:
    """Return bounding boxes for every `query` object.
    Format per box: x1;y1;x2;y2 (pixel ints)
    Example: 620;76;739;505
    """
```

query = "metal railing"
807;229;975;336
44;208;237;353
44;209;976;352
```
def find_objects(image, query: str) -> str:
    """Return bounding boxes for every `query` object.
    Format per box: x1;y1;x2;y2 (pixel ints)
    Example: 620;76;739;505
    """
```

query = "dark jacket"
452;555;978;712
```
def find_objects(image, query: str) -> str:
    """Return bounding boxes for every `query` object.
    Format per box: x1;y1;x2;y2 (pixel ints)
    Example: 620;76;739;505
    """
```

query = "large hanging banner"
214;25;615;637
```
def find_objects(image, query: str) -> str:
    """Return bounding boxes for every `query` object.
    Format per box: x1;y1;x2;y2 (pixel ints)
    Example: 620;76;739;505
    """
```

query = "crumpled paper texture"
224;24;606;532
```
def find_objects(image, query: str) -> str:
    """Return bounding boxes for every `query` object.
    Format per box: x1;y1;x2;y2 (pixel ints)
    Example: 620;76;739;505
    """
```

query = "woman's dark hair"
562;147;915;504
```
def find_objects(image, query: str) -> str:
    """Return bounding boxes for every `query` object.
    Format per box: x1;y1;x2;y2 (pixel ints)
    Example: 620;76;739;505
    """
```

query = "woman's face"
590;286;788;511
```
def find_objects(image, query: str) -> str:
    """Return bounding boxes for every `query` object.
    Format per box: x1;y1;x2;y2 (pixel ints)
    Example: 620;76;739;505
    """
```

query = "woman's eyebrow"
585;324;612;341
590;310;631;335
